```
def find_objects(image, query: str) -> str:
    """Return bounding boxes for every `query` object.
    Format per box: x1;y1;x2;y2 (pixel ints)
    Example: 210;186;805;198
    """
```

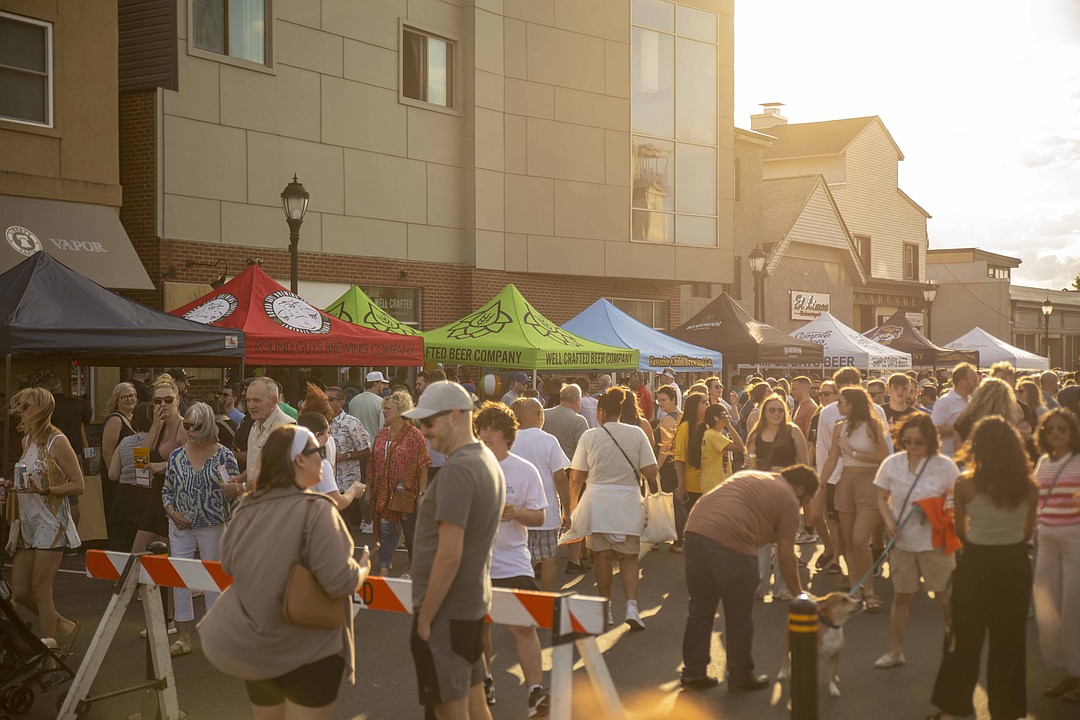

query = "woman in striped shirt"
1032;408;1080;704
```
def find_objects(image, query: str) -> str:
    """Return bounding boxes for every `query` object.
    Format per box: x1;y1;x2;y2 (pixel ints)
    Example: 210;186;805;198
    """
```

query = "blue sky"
735;0;1080;290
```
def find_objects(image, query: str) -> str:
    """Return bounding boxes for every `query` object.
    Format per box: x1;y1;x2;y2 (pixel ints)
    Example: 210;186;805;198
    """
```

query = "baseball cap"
511;371;530;384
657;367;676;378
919;379;936;388
402;381;476;419
365;371;388;383
166;368;189;381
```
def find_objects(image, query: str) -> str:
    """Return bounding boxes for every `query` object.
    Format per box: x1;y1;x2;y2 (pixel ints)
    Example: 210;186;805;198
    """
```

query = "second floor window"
988;265;1010;280
193;0;266;65
904;243;919;281
0;12;52;127
854;234;872;274
611;298;669;330
402;27;454;109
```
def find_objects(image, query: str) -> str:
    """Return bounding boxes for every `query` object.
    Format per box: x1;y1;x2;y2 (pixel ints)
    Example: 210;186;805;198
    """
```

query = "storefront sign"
906;312;924;328
363;285;421;327
791;291;831;320
854;291;921;309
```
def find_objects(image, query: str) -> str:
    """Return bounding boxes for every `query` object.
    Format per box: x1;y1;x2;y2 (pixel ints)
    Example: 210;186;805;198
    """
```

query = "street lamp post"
922;282;938;340
1042;298;1054;364
749;247;767;322
281;175;310;404
281;175;310;294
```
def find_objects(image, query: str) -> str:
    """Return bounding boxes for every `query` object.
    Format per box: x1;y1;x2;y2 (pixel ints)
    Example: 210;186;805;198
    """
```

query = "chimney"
750;102;787;131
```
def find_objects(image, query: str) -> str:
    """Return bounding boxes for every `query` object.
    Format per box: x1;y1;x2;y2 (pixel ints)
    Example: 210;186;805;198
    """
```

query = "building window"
904;243;919;281
631;0;719;247
192;0;268;65
401;26;455;109
987;265;1010;280
611;297;669;330
0;12;53;127
853;234;872;274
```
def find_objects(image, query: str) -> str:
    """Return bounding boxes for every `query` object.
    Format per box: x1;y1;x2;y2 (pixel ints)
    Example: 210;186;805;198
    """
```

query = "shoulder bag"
603;426;676;545
384;434;419;514
283;496;347;630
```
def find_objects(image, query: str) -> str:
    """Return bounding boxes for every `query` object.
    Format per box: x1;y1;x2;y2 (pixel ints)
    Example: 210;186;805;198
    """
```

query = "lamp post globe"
749;247;767;321
280;174;309;294
922;283;938;339
1042;298;1054;362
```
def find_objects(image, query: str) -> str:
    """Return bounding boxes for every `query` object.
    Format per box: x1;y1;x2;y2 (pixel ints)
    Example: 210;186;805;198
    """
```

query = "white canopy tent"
791;312;912;371
944;327;1050;371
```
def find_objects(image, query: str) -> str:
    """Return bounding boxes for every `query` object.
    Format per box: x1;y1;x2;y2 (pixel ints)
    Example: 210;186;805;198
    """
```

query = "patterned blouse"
162;444;239;528
368;423;431;523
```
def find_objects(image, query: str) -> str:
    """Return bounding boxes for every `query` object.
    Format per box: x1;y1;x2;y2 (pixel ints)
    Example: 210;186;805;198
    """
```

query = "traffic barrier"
788;593;818;720
70;550;624;720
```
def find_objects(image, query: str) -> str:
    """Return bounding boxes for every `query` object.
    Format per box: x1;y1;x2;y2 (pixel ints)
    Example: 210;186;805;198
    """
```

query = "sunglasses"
182;421;202;431
419;410;452;429
153;397;176;405
766;406;785;413
301;445;327;459
902;437;927;447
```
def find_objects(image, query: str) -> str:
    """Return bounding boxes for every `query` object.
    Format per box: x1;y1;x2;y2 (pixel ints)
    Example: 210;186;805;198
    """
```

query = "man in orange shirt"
629;371;654;421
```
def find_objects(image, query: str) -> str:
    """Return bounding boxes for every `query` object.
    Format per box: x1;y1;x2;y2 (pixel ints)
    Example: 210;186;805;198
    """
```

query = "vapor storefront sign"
172;265;423;366
423;284;638;371
0;195;153;290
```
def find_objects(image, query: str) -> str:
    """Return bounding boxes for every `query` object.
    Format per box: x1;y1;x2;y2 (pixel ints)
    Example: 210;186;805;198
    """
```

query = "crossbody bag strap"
896;456;931;522
297;496;315;565
601;425;640;482
1040;452;1074;512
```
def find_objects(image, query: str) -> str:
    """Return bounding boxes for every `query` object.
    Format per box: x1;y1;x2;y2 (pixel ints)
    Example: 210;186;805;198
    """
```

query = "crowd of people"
2;359;1079;718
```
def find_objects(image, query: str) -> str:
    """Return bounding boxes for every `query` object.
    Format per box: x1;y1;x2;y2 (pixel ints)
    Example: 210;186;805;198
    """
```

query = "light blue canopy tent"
562;298;723;373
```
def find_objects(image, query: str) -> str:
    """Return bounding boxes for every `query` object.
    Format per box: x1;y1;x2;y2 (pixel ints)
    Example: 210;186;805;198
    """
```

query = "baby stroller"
0;577;75;717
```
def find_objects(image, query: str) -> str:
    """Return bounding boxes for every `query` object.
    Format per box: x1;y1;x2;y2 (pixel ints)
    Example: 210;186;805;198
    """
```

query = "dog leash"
847;503;925;598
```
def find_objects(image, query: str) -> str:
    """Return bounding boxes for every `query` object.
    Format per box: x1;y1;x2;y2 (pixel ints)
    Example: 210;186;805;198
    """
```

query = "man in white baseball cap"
403;382;505;718
348;371;388;441
656;367;682;420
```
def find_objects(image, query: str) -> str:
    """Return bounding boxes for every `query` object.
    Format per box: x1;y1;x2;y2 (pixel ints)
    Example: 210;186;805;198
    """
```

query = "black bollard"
788;593;818;720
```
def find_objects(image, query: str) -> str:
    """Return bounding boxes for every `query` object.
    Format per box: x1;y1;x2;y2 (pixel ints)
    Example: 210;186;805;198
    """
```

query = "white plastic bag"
640;490;676;545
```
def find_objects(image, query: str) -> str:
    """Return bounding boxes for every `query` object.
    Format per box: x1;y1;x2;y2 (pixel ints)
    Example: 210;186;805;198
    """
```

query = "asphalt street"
5;536;1071;720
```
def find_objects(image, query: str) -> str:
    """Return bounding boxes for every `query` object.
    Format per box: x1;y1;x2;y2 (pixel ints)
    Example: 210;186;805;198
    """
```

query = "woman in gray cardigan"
200;425;370;719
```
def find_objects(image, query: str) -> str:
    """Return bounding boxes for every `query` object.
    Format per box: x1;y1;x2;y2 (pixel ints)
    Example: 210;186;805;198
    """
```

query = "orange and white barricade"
67;549;625;720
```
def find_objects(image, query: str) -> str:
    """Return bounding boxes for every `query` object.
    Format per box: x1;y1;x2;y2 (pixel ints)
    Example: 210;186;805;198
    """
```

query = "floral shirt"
368;423;431;525
162;445;239;528
331;411;371;492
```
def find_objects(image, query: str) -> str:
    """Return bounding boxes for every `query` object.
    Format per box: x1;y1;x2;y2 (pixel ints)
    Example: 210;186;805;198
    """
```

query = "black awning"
0;195;154;290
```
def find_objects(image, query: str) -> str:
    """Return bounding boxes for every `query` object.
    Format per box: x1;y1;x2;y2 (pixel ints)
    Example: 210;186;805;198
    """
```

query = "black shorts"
245;654;345;708
492;575;540;591
826;484;839;520
411;614;486;707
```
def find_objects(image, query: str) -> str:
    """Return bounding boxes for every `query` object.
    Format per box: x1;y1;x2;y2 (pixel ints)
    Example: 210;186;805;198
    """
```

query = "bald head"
511;397;544;429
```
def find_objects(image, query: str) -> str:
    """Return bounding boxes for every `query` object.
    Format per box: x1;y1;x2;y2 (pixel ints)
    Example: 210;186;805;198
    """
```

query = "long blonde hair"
956;377;1019;430
103;382;136;415
10;387;59;446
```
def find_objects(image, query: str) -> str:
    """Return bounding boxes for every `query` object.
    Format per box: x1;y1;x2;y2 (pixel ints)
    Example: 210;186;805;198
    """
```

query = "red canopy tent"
170;266;424;366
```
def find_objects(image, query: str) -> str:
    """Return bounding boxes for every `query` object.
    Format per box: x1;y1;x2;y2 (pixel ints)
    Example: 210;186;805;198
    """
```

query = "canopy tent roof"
323;286;422;336
562;299;722;372
669;293;823;366
423;284;638;371
864;310;979;367
171;266;423;366
791;312;912;371
0;252;244;365
944;327;1049;371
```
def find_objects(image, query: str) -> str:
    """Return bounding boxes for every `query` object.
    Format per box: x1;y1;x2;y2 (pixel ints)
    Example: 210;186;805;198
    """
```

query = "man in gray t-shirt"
404;381;504;717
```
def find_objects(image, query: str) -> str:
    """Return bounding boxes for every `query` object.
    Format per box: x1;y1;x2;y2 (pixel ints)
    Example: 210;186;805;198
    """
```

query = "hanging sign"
790;291;831;321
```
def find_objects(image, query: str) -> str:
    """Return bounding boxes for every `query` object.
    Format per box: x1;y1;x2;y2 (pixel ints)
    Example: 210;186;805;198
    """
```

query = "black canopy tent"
864;310;979;368
0;252;246;472
669;293;824;369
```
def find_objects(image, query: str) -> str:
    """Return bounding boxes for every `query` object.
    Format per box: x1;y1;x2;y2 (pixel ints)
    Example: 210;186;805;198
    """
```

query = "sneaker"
527;686;550;717
605;607;615;627
565;561;588;575
398;572;411;581
360;521;374;534
794;530;818;544
680;675;720;691
874;652;906;669
729;673;770;692
625;603;645;631
483;675;496;706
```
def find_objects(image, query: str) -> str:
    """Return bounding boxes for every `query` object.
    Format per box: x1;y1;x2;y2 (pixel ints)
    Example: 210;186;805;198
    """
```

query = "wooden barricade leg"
142;584;181;720
549;643;574;720
576;637;627;720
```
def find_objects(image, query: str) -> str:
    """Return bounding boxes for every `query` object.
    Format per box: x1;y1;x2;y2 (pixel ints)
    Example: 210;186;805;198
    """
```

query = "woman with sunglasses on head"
929;416;1038;720
108;402;155;554
872;414;959;669
1031;408;1080;704
161;402;238;657
99;382;138;547
5;387;84;665
818;387;890;612
134;374;186;555
368;390;430;578
200;425;370;720
747;394;808;601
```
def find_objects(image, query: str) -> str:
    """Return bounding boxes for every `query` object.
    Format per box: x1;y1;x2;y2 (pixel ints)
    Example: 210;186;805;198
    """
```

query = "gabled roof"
762;116;904;161
761;175;867;285
898;188;932;218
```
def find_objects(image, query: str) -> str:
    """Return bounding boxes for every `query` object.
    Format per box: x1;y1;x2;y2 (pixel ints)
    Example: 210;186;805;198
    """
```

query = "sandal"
1045;677;1080;697
170;639;192;657
669;545;684;554
863;593;883;614
57;620;80;656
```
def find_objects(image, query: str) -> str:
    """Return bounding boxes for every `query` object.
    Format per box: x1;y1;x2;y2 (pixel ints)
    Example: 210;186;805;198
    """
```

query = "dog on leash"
777;591;864;697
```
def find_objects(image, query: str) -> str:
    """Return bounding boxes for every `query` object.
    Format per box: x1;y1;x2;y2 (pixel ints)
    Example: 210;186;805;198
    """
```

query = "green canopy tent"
423;284;639;372
323;286;422;336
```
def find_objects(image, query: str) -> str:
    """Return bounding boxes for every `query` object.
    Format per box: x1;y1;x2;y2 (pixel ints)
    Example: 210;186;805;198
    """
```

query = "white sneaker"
360;521;374;534
625;603;645;631
605;607;614;627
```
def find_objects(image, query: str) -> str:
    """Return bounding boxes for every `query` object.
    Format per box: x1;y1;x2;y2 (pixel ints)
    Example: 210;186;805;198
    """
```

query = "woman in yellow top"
674;394;709;514
700;404;744;495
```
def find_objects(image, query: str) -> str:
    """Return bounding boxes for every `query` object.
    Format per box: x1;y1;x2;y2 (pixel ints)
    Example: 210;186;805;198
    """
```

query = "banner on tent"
646;354;715;369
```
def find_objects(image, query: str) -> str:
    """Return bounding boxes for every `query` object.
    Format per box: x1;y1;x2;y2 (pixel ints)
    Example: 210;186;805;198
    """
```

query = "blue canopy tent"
562;299;722;373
